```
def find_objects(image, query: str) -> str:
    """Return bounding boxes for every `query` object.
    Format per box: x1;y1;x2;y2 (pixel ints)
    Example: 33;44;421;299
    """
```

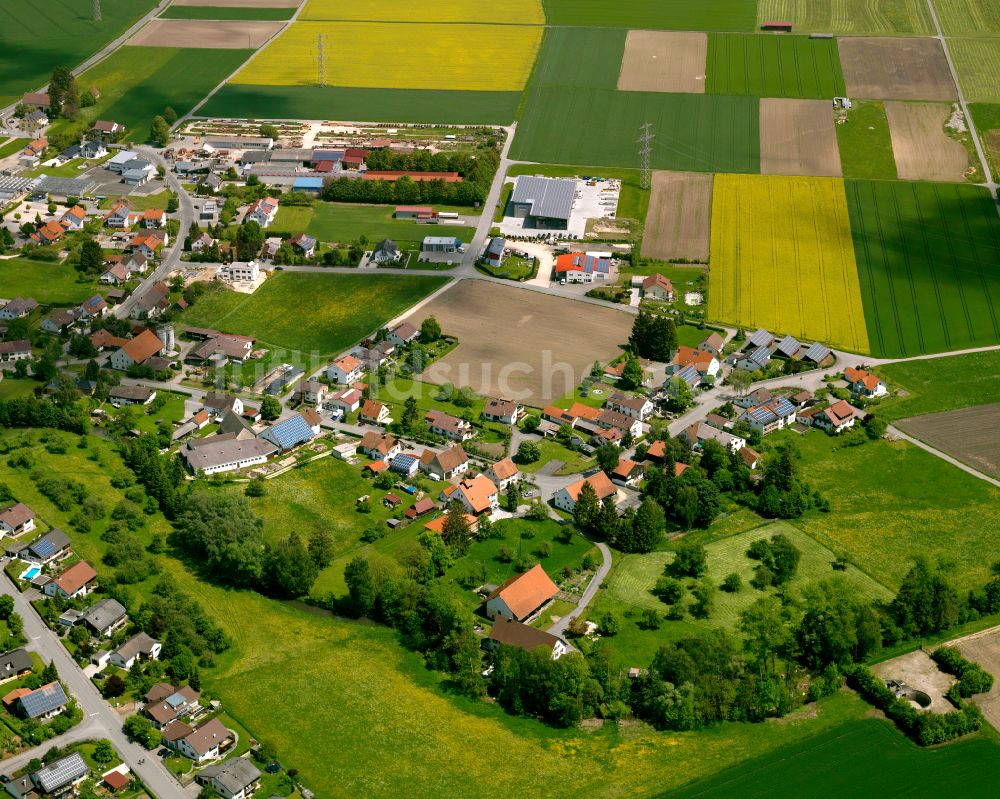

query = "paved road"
887;424;1000;488
547;540;612;639
1;574;189;797
0;718;110;777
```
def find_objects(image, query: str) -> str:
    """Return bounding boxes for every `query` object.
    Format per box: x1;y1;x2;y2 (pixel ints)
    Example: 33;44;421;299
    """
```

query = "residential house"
611;458;643;487
354;341;395;371
0;649;32;683
482;236;506;266
202;391;244;418
371;239;401;264
24;109;47;129
668;346;720;381
811;399;862;434
679;422;745;454
605;392;654;421
92;120;124;137
16;529;70;565
100;262;130;285
17;682;68;720
130;230;167;259
142;208;165;228
542;402;601;429
259;410;320;452
389;454;419;477
736;387;773;409
775;335;804;359
0;340;32;365
82;597;128;637
736;345;771;372
104;202;141;228
426;409;474;441
359;432;400;461
32;752;88;798
554;251;612;283
327;354;364;385
196;758;262;799
642;273;674;301
22;137;47;156
109;329;163;370
322;387;363;415
596;408;643;438
485;457;520;491
20;92;50;109
40;308;81;333
359;400;390;425
295;379;327;406
143;683;201;729
216;261;260;283
171;718;233;763
43;561;97;600
485;564;560;622
30;220;67;246
188;334;255;365
843;366;887;398
90;329;129;351
487;617;568;660
405;497;437;520
109;632;161;670
552;471;619;514
482;398;523;426
0;503;35;536
419;444;469;481
289;233;316;257
698;332;725;357
739;397;798;435
109;385;156;406
78;294;108;320
60;205;86;231
244;196;279;227
79;140;106;159
452;474;499;516
0;297;39;320
191;233;214;253
740;447;762;470
125;252;149;275
387;321;419;347
421;236;462;254
132;281;171;318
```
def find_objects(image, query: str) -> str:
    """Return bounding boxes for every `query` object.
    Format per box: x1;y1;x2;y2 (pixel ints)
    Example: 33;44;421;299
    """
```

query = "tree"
617;497;664;553
739;596;791;676
728;369;752;398
259;123;278;139
401;396;419;433
260;395;281;421
675;485;699;530
595;443;621;475
150;115;170;147
308;528;335;570
236;220;264;261
619;355;644;390
268;531;317;597
41;661;58;684
573;480;600;532
123;714;159;748
514;440;540;464
77;239;102;275
0;594;13;620
173;492;265;587
441;500;471;555
344;556;375;616
505;482;520;513
420;316;442;342
669;540;707;577
521;415;540;433
7;612;23;639
664;376;694;412
103;674;126;698
689;578;716;619
863;414;887;440
49;67;79;118
163;106;177;124
93;740;115;764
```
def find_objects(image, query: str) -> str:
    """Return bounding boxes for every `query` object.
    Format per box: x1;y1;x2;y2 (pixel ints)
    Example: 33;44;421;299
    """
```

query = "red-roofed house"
486;564;559;621
642;273;674;301
44;560;98;600
109;329;163;371
843;367;887;398
61;205;87;231
552;471;618;514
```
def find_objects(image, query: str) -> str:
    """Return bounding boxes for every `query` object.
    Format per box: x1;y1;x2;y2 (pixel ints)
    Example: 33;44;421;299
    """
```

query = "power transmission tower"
637;122;654;190
93;0;102;22
317;33;327;88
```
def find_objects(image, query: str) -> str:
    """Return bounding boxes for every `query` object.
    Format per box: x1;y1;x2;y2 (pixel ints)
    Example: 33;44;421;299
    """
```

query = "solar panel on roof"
32;539;55;557
20;682;67;718
35;752;88;792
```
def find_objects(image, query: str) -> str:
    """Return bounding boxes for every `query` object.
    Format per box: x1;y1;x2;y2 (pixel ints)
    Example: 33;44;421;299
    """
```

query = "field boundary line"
888;424;1000;488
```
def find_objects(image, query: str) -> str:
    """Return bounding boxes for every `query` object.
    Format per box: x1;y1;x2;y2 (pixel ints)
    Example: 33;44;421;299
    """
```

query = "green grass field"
178;272;447;356
845;180;1000;357
159;5;295;20
201;84;521;124
949;39;1000;104
0;378;38;400
705;34;845;99
276;203;476;244
0;258;97;304
936;0;1000;34
969;103;1000;178
755;0;932;34
541;0;757;31
0;0;157;107
663;717;1000;799
70;46;253;142
874;350;1000;421
0;138;29;159
834;100;898;180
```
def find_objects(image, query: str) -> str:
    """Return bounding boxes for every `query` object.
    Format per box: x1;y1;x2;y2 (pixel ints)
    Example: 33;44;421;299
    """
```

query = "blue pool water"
20;565;40;580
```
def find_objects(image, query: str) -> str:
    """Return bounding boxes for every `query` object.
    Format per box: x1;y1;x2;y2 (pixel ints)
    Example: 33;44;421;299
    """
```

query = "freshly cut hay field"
159;5;296;19
617;30;707;93
838;38;956;101
936;0;1000;34
897;404;1000;479
641;171;713;260
949;39;1000;103
128;17;283;47
705;34;845;99
884;101;970;182
301;0;544;24
709;174;869;352
845;180;1000;357
542;0;757;31
760;98;842;177
756;0;932;35
835;99;898;180
401;281;633;406
235;21;541;90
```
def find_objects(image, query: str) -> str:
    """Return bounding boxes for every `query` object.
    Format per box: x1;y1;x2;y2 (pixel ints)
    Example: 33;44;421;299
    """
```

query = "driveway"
547;539;612;639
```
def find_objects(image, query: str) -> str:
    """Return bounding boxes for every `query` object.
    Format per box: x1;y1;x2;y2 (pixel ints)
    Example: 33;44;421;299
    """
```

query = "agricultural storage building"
509;176;576;229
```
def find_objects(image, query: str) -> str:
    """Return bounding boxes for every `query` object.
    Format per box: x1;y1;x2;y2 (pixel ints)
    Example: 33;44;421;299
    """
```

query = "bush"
720;572;742;593
932;647;995;697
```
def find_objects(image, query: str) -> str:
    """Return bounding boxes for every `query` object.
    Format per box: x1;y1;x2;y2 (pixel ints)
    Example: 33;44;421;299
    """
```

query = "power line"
92;0;102;22
317;33;326;88
637;122;654;191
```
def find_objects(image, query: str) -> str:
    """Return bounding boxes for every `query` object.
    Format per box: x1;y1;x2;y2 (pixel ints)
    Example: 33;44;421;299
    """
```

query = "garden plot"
128;18;284;48
617;30;707;93
641;171;712;260
896;403;1000;478
838;38;957;100
884;102;970;182
760;98;842;177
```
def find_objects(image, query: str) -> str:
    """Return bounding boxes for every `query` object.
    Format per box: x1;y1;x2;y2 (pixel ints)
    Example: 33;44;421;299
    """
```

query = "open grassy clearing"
542;0;757;31
641;171;713;261
759;98;842;176
936;0;1000;35
709;174;869;352
301;0;544;24
201;84;521;124
838;37;956;101
0;0;157;107
705;34;845;99
663;717;1000;799
834;100;898;180
159;5;296;19
0;138;29;159
756;0;932;35
884;101;971;182
72;46;252;142
896;404;1000;478
0;379;38;400
303;203;474;244
874;350;1000;421
178;272;447;356
950;39;1000;103
845;179;1000;357
128;18;283;48
0;258;98;304
788;429;1000;591
235;21;541;90
618;31;707;94
969;103;1000;178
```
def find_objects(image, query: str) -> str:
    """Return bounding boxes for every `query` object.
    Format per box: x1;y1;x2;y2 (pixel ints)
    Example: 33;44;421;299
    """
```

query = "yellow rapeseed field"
709;174;870;353
234;21;542;90
301;0;545;25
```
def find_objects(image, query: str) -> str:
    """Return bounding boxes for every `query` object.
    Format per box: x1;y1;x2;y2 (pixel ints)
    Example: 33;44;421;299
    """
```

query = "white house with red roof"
485;564;560;622
843;367;887;398
327;354;363;384
60;205;86;231
552;471;619;514
245;197;279;228
641;273;674;301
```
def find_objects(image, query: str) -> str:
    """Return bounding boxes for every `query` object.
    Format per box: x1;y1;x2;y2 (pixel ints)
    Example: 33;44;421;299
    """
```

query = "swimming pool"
19;565;40;580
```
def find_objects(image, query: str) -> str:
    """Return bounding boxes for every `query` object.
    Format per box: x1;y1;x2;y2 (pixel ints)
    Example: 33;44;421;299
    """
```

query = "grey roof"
33;752;88;793
112;632;159;662
218;409;254;436
485;236;505;257
373;238;398;255
0;648;32;680
748;346;771;366
20;682;68;719
4;775;35;799
510;175;575;221
109;385;154;402
199;757;262;793
82;597;127;633
803;342;832;363
34;176;94;196
182;436;277;471
25;528;70;559
775;335;801;357
748;328;773;348
259;414;316;451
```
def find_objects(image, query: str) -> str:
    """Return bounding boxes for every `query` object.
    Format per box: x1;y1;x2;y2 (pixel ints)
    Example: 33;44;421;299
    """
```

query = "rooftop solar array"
261;414;315;450
804;342;832;362
20;682;68;719
35;752;88;792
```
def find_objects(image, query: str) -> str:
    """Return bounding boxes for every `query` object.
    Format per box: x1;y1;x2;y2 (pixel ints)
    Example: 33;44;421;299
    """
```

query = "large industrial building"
507;175;576;229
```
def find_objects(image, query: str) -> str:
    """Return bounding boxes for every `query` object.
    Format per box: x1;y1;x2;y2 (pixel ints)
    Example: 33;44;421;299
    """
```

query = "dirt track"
128;18;285;48
839;37;957;100
401;281;633;406
641;171;713;260
885;102;970;181
760;98;842;177
618;30;707;93
897;403;1000;477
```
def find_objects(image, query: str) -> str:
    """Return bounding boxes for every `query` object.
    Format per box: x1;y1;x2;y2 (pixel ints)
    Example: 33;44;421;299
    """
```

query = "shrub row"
932;646;995;697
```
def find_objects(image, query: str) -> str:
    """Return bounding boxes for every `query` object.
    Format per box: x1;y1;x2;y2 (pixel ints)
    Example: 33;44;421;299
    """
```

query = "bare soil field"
128;18;284;48
760;98;843;176
884;101;970;181
641;170;713;260
171;0;300;5
949;625;1000;732
897;403;1000;477
839;38;957;100
402;281;633;406
618;30;707;93
872;650;955;714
